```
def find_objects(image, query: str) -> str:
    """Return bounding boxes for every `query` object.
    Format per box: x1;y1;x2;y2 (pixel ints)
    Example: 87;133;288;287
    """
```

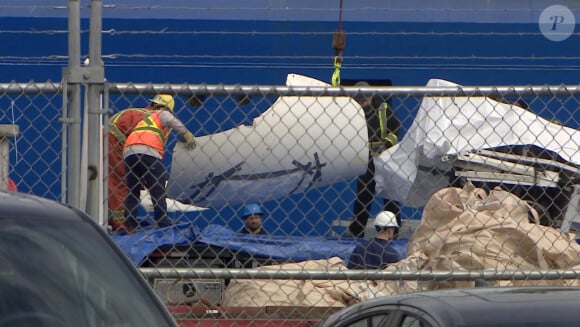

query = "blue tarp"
111;223;408;266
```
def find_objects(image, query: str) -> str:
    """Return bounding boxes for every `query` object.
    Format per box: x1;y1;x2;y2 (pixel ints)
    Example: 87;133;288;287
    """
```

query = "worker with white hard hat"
373;210;400;239
348;211;401;269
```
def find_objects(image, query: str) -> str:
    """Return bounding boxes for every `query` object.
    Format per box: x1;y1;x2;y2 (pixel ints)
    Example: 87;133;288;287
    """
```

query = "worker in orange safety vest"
122;94;197;232
107;103;157;233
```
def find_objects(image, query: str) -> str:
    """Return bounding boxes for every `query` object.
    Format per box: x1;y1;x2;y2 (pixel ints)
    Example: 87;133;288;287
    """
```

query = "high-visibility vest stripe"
108;108;148;143
125;112;170;157
370;103;398;148
132;115;168;144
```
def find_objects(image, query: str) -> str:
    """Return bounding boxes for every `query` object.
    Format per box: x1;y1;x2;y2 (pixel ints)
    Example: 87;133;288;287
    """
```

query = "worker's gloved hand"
182;131;197;150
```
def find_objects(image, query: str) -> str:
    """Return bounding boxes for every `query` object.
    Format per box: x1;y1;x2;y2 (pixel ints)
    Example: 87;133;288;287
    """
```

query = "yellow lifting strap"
331;30;345;87
331;0;345;87
332;56;342;87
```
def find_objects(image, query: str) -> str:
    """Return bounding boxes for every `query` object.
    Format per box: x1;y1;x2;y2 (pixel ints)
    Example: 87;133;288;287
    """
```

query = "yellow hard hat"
149;94;175;113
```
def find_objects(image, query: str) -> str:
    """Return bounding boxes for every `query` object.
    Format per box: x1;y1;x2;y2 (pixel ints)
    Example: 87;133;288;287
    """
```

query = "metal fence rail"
105;82;580;97
141;267;580;281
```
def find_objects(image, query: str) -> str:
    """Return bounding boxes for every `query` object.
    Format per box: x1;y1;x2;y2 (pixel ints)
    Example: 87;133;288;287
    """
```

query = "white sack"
375;78;580;207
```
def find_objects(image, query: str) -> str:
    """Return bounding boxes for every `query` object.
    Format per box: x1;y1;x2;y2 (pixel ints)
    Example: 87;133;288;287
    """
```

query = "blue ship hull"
2;1;578;86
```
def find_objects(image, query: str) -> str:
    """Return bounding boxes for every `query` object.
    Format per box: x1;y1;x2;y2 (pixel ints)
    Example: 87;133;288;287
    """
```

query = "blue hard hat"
240;203;264;219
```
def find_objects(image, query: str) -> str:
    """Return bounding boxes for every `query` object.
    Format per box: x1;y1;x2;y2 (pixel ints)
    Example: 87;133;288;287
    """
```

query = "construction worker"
122;94;197;232
348;211;401;270
348;81;402;238
238;203;267;235
235;203;268;268
106;102;157;233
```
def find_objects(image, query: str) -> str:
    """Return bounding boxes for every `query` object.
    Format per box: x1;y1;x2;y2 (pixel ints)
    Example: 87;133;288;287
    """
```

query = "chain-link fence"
2;79;580;324
0;82;64;199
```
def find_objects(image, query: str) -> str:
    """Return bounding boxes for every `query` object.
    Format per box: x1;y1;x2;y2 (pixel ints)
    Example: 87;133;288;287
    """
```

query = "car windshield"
0;217;174;327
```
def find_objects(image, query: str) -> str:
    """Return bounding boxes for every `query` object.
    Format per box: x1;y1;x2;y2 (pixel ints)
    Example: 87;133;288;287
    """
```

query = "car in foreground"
0;191;178;327
316;286;580;327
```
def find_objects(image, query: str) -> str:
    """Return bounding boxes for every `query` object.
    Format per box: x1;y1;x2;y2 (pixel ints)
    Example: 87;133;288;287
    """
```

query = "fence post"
64;0;83;209
86;0;106;225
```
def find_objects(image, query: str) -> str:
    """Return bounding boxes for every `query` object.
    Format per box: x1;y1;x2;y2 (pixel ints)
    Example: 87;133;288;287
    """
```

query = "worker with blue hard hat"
239;203;267;235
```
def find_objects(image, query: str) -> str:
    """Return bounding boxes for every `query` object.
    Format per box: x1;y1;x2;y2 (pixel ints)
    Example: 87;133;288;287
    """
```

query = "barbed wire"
3;54;580;62
3;29;579;37
0;5;550;14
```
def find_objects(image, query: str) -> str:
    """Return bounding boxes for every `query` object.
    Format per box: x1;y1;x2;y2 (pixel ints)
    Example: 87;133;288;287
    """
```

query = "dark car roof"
321;287;580;327
0;190;179;326
0;191;86;222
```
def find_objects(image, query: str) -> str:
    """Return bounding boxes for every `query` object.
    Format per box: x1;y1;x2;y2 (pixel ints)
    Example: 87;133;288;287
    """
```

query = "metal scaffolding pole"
64;0;82;209
87;0;105;224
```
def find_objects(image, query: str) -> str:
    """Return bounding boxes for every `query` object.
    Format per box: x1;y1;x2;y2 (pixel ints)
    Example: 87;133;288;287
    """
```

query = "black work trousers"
124;153;172;229
348;157;401;238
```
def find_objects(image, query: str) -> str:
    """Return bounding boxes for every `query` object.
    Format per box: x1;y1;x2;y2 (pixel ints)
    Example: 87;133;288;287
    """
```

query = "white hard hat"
374;211;398;228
